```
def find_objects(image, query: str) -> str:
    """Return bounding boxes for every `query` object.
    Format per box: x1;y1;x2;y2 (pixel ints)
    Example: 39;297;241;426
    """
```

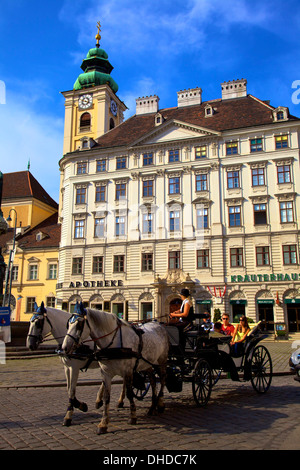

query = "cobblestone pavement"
0;340;300;451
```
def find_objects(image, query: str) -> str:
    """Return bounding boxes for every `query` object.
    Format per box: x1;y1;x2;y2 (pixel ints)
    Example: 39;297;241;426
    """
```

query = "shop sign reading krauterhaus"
231;273;300;283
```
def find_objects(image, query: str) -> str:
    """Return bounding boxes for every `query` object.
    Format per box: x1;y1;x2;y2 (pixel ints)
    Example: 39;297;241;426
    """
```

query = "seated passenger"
214;322;222;333
202;311;214;331
220;314;235;336
230;316;250;355
210;321;224;338
169;288;194;333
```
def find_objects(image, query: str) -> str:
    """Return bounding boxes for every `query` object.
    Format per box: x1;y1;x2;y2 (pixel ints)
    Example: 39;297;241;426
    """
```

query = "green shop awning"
196;300;212;305
230;300;247;305
284;298;300;304
257;299;274;305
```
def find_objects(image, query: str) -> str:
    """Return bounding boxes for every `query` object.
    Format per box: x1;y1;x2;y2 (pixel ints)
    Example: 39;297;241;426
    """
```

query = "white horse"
61;304;169;434
26;302;126;426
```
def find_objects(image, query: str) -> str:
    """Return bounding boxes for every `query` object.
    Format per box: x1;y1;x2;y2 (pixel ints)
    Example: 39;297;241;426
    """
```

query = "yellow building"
0;171;60;321
2;171;58;230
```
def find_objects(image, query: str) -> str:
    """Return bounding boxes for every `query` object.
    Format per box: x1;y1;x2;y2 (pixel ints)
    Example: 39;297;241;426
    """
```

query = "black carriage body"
164;320;272;402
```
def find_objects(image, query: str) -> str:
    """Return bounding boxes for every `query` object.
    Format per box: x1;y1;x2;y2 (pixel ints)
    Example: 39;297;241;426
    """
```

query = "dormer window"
36;231;47;242
79;137;96;151
155;113;163;126
204;104;214;117
273;106;288;122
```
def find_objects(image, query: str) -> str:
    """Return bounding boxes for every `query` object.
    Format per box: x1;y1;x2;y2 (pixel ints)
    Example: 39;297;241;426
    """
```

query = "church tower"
61;22;127;155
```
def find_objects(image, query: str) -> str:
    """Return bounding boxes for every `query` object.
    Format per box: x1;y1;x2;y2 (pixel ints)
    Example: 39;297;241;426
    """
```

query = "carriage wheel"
250;345;272;394
192;359;212;407
132;372;151;401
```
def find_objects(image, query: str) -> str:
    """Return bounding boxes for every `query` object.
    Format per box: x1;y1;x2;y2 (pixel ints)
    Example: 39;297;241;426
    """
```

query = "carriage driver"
169;288;195;332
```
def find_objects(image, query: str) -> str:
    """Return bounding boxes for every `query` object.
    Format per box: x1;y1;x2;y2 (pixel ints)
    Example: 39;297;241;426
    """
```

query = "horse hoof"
79;402;88;413
97;426;107;435
95;400;103;409
63;419;72;427
117;402;124;408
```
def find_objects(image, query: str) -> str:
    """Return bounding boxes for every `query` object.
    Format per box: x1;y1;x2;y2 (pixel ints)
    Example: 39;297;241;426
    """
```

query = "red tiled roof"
16;213;61;250
0;213;60;252
93;95;299;150
2;171;58;209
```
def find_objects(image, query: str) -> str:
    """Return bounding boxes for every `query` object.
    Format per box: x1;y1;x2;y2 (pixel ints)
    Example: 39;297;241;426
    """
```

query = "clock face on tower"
78;94;93;109
110;99;118;116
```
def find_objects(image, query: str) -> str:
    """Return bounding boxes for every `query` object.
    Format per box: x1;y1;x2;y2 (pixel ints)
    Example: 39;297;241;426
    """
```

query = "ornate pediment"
130;119;221;147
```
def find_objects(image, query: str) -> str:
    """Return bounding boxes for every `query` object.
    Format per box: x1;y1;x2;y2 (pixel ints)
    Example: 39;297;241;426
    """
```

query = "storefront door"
141;302;153;321
287;306;300;332
112;302;124;320
91;303;103;310
232;303;245;321
258;303;274;332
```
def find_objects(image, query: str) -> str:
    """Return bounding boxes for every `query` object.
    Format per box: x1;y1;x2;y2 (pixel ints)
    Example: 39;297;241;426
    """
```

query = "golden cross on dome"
95;21;101;47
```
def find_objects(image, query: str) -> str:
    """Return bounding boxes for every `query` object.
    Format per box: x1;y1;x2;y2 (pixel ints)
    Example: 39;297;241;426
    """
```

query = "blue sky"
1;0;300;201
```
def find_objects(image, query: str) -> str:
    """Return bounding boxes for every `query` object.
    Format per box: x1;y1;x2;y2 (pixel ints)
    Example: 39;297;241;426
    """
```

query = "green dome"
86;47;108;60
73;45;118;93
74;70;118;93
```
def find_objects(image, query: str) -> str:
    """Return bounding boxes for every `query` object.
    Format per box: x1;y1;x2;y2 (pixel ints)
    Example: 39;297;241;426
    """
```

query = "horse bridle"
65;313;122;350
27;312;53;343
65;314;87;345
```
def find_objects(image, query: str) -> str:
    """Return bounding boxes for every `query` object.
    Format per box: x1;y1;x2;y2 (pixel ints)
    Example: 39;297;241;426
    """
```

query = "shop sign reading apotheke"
231;273;300;283
57;280;124;289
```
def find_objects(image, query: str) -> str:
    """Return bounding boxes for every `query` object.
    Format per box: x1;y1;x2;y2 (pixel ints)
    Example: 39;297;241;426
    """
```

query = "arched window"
110;118;115;130
80;112;91;130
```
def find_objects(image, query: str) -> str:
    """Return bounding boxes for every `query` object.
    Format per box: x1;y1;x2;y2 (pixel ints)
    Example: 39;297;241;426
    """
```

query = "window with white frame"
196;174;208;192
26;297;36;313
11;265;19;281
29;264;38;280
280;201;294;223
46;297;56;308
116;215;126;236
94;218;105;238
74;219;85;238
142;212;153;233
196;207;208;229
48;263;57;279
169;210;180;232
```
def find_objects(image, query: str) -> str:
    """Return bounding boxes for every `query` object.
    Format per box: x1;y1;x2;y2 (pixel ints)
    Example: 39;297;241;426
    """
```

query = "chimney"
136;95;159;115
177;87;202;107
221;79;247;100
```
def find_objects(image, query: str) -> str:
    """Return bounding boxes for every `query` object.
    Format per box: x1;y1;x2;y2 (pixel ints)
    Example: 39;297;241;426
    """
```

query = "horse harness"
66;314;155;373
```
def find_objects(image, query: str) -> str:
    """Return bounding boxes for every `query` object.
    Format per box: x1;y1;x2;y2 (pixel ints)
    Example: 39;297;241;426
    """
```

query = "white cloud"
0;91;63;202
60;0;272;55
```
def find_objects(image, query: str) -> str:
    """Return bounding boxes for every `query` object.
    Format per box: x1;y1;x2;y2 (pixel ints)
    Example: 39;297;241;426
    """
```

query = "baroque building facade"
57;34;300;334
0;171;59;321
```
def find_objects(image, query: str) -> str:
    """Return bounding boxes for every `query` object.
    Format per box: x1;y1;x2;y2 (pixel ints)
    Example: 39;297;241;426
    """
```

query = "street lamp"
3;209;17;308
0;171;8;304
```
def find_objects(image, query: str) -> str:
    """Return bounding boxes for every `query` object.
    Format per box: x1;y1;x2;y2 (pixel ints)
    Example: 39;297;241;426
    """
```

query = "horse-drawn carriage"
27;304;272;434
133;314;273;407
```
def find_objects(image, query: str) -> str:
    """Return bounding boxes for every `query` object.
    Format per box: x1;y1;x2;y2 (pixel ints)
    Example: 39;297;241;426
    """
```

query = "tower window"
110;118;115;130
80;113;91;131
